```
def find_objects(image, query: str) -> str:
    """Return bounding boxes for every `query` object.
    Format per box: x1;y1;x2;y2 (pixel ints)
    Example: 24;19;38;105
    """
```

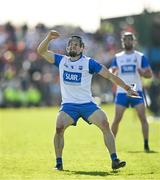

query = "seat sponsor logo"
121;65;136;73
78;66;83;70
63;70;82;85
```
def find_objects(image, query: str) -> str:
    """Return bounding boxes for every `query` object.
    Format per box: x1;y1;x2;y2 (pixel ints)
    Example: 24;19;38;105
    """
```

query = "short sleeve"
141;55;150;68
54;54;63;67
110;57;117;68
89;59;102;74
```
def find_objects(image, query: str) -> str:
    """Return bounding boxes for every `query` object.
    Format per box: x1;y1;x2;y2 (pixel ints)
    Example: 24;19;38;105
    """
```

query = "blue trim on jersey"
110;57;117;68
54;54;63;67
89;59;102;74
115;91;144;108
60;102;100;126
141;55;150;68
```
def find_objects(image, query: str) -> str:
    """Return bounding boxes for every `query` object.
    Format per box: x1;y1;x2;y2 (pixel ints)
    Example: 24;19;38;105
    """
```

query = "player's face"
123;36;134;51
67;40;83;57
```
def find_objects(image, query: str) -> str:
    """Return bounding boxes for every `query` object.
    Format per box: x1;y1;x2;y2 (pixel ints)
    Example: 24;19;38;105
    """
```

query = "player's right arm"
37;30;60;63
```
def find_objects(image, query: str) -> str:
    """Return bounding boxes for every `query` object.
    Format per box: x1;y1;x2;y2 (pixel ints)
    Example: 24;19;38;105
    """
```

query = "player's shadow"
127;150;158;153
63;169;119;176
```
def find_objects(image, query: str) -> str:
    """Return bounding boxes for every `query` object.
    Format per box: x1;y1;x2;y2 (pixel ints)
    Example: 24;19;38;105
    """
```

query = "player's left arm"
138;55;153;78
99;65;138;96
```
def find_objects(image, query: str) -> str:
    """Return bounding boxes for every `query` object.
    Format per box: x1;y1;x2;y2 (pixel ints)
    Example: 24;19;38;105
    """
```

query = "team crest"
78;66;83;70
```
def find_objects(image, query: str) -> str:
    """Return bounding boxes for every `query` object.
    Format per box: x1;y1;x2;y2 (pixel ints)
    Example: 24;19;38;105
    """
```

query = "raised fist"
47;30;60;40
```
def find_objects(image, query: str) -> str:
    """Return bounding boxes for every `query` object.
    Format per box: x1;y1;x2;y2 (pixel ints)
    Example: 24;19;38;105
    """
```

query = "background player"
110;32;152;152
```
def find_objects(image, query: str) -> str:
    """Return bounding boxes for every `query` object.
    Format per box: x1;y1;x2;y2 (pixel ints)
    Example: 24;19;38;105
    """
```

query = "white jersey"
53;54;102;104
110;50;150;93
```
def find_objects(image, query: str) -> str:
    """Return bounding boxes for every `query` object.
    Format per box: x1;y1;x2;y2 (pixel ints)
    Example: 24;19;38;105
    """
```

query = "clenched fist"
47;30;60;40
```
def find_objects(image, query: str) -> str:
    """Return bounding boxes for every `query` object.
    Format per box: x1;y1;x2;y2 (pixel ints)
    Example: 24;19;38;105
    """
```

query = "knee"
112;119;120;127
56;126;64;135
101;120;110;131
138;114;147;123
140;118;148;125
113;115;122;124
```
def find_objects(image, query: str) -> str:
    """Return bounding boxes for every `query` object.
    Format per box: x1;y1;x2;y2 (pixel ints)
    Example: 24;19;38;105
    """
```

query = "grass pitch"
0;105;160;180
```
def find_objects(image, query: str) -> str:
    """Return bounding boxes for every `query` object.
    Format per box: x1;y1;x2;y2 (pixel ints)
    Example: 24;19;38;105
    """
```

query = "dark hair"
68;35;84;47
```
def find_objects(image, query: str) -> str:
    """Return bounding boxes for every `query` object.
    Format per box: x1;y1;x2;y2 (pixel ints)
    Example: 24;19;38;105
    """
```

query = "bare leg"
135;103;149;150
54;112;74;164
88;109;116;154
111;105;126;137
88;109;126;169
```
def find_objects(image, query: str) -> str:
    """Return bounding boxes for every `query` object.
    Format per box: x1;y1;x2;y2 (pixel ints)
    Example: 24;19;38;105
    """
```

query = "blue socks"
57;154;119;164
56;157;62;165
111;153;117;161
144;139;148;146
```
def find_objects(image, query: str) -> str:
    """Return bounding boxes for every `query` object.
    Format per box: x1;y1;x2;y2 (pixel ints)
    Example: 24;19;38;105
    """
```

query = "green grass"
0;105;160;180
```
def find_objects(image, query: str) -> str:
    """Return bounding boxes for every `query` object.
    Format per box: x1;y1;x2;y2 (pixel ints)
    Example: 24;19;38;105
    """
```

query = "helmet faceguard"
121;32;136;41
121;32;136;50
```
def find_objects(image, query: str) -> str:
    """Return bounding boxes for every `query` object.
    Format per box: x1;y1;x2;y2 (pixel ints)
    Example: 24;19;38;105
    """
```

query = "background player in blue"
110;32;152;152
37;30;138;171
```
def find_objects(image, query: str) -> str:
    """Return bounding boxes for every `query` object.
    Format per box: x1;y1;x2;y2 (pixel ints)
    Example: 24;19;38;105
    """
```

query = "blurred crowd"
0;15;160;115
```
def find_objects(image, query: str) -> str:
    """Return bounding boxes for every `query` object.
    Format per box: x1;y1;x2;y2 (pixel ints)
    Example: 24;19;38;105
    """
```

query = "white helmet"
121;32;136;41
